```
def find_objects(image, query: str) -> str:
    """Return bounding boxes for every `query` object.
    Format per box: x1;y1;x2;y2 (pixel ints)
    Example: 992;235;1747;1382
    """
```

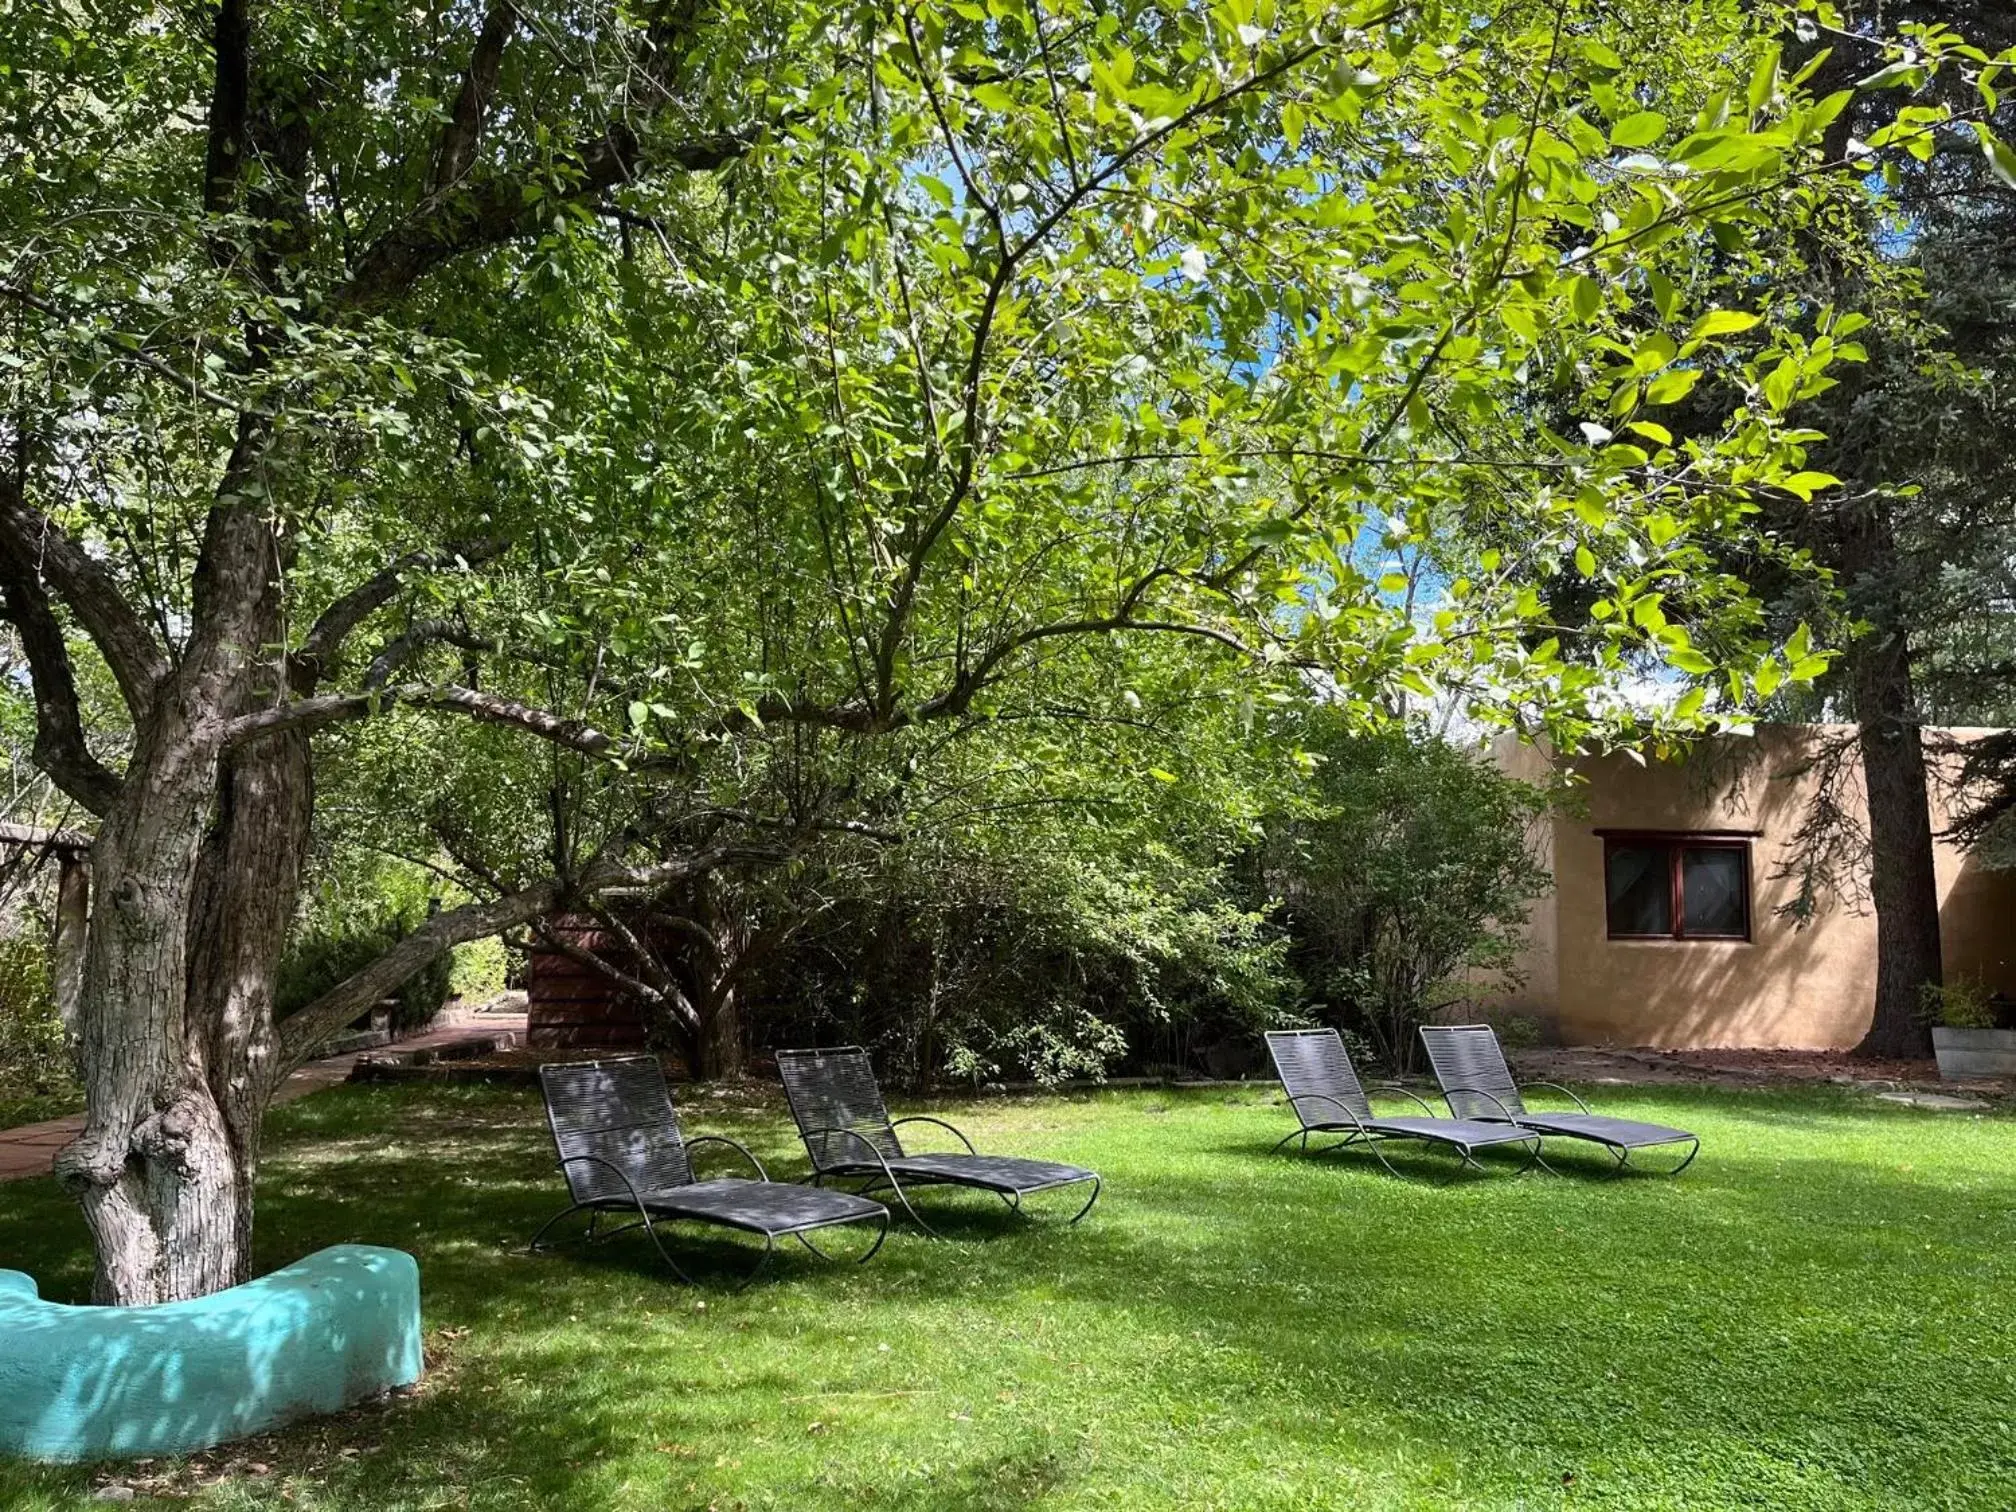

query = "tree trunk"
1841;503;1942;1061
681;878;750;1079
1853;654;1942;1059
52;491;314;1305
694;981;745;1080
182;728;316;1278
52;852;89;1042
55;714;250;1304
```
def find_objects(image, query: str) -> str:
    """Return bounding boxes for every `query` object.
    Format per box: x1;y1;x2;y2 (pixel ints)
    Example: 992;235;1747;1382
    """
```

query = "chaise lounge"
1418;1024;1701;1175
776;1046;1101;1235
531;1057;890;1285
1265;1028;1542;1177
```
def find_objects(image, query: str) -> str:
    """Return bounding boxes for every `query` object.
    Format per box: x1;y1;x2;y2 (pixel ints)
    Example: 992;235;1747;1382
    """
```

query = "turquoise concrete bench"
0;1244;422;1462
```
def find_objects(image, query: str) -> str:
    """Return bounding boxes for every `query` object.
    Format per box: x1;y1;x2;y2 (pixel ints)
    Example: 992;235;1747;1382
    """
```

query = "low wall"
0;1244;422;1463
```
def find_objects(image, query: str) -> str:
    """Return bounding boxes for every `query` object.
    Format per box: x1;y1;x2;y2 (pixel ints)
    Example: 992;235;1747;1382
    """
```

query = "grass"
2;1078;2015;1510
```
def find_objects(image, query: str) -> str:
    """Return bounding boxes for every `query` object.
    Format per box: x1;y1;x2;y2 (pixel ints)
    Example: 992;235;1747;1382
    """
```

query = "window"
1601;833;1751;941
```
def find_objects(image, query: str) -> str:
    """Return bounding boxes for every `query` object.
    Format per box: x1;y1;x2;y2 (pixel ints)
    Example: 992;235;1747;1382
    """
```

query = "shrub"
276;899;453;1035
1257;720;1551;1071
1921;977;1996;1030
752;841;1289;1087
448;935;510;1003
0;924;79;1124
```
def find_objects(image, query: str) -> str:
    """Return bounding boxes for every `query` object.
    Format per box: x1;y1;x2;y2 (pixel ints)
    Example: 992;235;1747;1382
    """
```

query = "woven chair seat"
628;1178;889;1237
1497;1111;1696;1149
1347;1115;1546;1151
825;1153;1096;1195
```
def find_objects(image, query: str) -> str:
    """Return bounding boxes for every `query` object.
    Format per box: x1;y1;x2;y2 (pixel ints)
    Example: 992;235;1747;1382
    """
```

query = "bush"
1257;720;1551;1071
0;924;79;1125
751;842;1289;1087
276;898;453;1035
448;935;510;1003
1921;977;1996;1030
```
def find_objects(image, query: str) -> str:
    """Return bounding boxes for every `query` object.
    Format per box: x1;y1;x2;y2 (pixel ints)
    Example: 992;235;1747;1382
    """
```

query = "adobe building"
1484;725;2016;1050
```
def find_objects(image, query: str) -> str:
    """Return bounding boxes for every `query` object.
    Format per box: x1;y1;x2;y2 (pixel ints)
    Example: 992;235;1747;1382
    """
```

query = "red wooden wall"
525;920;652;1049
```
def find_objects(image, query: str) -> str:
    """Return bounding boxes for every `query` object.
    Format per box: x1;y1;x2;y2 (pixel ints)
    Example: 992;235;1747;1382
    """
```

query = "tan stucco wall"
1485;725;2016;1050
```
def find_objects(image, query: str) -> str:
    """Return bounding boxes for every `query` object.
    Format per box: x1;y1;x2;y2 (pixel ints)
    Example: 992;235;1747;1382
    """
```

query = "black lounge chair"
531;1057;890;1284
1418;1024;1701;1175
1265;1028;1542;1177
775;1046;1101;1236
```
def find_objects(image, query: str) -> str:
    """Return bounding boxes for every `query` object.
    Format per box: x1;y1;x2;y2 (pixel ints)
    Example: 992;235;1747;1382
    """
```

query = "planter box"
1931;1025;2016;1080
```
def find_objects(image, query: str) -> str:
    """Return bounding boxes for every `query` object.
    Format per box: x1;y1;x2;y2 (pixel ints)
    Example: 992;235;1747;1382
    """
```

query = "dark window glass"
1681;847;1747;936
1605;844;1673;935
1602;835;1751;941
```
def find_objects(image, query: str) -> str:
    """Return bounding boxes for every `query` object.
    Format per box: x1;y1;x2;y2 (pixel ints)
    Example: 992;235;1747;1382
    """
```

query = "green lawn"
2;1079;2014;1510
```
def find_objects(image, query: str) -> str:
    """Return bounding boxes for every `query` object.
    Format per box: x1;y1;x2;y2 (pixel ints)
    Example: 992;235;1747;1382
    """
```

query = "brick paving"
0;1013;526;1183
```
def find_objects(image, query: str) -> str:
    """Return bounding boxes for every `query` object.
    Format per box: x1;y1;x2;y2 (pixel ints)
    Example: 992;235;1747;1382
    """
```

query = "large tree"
0;0;1907;1302
1756;3;2016;1055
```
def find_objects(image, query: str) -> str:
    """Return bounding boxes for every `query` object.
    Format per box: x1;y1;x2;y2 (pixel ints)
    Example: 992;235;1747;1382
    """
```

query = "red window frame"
1598;831;1753;942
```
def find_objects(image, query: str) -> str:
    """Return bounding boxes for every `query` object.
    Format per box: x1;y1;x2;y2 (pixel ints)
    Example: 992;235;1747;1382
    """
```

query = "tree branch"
0;286;240;412
0;480;166;719
277;876;567;1068
870;34;1333;711
275;836;757;1067
362;621;497;689
534;912;695;1029
202;0;251;217
0;533;124;816
291;536;509;690
330;0;742;311
432;0;520;196
226;682;638;759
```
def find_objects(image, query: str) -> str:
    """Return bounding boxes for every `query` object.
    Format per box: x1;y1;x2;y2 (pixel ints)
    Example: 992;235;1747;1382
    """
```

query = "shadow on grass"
2;1080;2013;1510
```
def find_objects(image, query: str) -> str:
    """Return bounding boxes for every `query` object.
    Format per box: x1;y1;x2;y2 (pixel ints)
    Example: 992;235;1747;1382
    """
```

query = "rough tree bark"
1839;505;1943;1060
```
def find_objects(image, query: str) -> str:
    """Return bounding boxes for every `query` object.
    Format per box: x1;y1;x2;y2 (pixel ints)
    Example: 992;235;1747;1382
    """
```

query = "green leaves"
1609;111;1667;148
1776;471;1840;502
1975;125;2016;191
1645;369;1703;405
1690;310;1764;341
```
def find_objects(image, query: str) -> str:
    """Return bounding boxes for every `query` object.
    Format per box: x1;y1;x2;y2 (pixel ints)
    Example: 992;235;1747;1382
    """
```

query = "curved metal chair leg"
1363;1135;1407;1180
1427;1143;1478;1186
1532;1138;1574;1177
1067;1176;1101;1225
529;1201;591;1254
869;1172;947;1239
795;1211;892;1266
1617;1137;1700;1177
634;1210;698;1286
1270;1127;1315;1156
728;1233;777;1292
1514;1136;1545;1175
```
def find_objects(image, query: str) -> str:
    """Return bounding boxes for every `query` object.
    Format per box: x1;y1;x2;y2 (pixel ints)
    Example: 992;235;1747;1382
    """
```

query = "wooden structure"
526;919;651;1049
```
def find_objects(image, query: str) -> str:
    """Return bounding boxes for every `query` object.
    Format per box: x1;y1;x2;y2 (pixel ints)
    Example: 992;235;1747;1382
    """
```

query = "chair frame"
1418;1024;1702;1176
530;1057;891;1285
1266;1029;1542;1179
777;1047;1102;1237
